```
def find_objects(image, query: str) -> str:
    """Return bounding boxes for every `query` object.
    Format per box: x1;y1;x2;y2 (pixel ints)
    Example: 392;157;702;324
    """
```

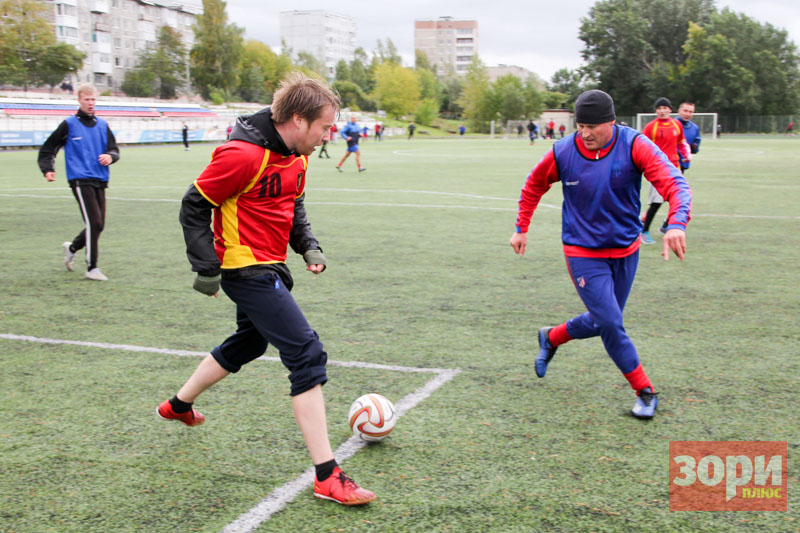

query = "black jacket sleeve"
37;120;69;175
106;128;120;163
289;193;322;255
179;184;221;276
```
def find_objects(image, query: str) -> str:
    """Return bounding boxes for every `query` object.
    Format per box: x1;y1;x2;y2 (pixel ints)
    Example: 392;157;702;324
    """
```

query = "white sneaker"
62;242;75;271
85;268;108;281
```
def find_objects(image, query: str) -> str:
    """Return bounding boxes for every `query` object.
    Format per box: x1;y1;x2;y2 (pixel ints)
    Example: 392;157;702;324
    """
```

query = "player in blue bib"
38;84;119;281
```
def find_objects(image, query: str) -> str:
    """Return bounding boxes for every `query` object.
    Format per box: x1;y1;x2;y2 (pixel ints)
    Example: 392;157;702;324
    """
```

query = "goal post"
636;113;718;139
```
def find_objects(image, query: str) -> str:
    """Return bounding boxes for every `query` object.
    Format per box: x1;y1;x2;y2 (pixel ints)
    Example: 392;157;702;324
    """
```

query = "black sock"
315;459;338;481
642;202;662;232
169;395;192;414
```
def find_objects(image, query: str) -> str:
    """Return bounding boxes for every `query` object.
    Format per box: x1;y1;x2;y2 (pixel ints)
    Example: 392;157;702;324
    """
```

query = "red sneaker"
156;399;205;426
313;467;376;506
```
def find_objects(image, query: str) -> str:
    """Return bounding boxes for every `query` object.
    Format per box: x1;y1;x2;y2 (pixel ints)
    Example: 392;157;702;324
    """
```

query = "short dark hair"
271;71;340;124
679;102;695;108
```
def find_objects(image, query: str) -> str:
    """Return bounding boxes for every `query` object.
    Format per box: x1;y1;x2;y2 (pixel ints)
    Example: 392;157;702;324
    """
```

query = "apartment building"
486;64;536;83
43;0;202;93
414;17;478;75
279;10;357;78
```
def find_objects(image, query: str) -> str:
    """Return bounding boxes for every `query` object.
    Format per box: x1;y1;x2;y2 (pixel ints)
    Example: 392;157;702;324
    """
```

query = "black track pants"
70;184;106;270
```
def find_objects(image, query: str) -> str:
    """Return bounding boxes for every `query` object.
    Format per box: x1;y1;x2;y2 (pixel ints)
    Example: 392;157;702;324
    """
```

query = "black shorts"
211;272;328;396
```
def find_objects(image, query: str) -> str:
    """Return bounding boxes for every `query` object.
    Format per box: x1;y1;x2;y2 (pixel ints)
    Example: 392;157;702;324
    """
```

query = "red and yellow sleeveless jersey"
193;140;307;269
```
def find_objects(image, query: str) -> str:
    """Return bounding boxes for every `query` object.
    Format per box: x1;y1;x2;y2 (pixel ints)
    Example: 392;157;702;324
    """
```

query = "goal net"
636;113;718;139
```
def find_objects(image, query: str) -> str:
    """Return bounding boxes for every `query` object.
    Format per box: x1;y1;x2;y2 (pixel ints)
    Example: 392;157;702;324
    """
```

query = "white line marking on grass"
390;149;488;159
0;193;180;202
0;333;456;373
222;368;460;533
0;333;461;532
2;192;798;219
692;213;800;220
310;187;517;202
0;186;187;191
0;192;551;211
311;201;517;211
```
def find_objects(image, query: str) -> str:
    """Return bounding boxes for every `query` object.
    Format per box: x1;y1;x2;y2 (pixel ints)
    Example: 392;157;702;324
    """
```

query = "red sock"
624;364;653;393
548;323;572;347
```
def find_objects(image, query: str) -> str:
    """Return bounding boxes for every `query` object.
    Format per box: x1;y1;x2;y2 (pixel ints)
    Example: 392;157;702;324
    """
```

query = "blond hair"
271;71;340;124
77;84;97;97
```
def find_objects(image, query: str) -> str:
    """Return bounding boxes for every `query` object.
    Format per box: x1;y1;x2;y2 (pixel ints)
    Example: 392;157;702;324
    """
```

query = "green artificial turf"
1;135;797;532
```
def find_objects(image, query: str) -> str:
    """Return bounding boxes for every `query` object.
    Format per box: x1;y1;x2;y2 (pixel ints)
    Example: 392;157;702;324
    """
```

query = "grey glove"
303;249;327;270
193;274;220;296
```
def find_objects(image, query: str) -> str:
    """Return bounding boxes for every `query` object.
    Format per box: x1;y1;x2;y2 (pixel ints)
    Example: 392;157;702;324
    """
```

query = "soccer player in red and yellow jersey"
640;97;691;243
157;72;375;506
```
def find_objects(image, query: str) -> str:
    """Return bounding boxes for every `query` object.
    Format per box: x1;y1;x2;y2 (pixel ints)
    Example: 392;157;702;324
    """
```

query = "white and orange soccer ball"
348;393;397;442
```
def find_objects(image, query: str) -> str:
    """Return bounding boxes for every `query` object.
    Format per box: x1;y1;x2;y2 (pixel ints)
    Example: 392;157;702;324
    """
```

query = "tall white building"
279;10;357;78
44;0;201;93
414;17;478;75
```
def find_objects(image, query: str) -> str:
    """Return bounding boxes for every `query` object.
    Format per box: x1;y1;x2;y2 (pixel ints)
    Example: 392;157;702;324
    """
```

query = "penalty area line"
0;333;461;533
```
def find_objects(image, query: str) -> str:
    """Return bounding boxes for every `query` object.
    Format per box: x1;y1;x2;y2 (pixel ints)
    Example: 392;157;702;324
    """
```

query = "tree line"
578;0;800;116
1;0;797;127
0;0;86;91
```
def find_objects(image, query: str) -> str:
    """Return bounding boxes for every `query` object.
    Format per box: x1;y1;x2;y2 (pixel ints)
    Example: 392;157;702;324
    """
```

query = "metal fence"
717;115;796;134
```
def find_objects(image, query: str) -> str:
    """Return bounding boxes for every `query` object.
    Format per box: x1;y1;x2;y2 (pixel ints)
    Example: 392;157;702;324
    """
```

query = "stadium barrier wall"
0;116;231;147
0;115;411;147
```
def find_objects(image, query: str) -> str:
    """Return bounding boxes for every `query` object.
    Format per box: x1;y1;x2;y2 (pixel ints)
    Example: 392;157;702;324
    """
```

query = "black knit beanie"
574;90;616;124
653;97;673;110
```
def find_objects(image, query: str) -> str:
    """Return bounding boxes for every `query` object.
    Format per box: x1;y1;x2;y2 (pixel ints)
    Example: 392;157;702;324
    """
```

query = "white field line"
312;201;518;211
0;333;455;375
0;190;797;219
0;333;461;532
0;191;558;211
222;368;460;533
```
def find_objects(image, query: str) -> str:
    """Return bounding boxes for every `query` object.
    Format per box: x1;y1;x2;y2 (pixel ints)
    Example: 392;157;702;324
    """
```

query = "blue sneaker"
535;327;557;378
658;223;668;235
641;231;655;244
632;387;658;419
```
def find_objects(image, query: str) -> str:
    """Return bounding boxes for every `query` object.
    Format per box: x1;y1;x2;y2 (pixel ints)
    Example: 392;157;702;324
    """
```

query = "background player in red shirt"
157;72;376;506
640;97;690;244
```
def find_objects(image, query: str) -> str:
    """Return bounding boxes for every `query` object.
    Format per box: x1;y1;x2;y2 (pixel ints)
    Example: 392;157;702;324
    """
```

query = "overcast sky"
218;0;800;82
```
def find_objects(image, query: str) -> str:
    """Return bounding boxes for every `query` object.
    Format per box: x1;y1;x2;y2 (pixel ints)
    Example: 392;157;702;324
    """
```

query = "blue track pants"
564;252;641;375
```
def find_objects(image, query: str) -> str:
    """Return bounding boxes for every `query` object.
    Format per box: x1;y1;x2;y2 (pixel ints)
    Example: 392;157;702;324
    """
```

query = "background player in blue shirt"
335;116;366;172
